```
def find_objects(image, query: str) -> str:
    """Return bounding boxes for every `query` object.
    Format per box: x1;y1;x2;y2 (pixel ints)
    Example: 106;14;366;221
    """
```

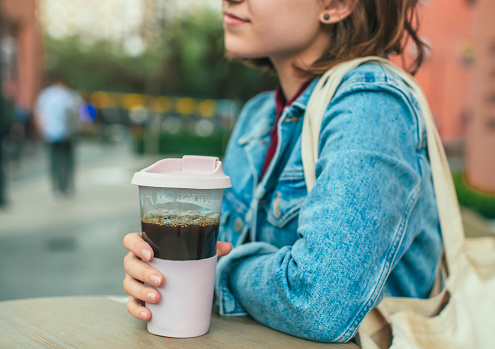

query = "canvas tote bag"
301;56;495;349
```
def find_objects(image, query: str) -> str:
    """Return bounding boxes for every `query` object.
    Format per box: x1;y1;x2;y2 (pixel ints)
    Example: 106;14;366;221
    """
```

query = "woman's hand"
123;232;233;320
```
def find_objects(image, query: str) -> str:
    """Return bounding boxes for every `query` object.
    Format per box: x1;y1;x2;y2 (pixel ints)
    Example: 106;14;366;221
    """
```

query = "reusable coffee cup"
131;155;231;338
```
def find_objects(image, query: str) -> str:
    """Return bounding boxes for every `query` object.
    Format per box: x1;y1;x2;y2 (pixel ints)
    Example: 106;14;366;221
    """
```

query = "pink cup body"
146;255;218;338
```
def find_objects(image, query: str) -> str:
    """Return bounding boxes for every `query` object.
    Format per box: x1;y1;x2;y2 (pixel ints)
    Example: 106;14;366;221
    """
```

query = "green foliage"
45;36;155;93
453;173;495;219
133;130;231;158
43;9;277;101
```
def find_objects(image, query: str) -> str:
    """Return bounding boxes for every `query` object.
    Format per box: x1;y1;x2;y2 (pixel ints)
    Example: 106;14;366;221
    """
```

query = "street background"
0;137;159;300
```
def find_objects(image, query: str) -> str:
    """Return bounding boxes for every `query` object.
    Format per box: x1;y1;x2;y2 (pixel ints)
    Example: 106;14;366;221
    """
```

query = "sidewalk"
0;140;160;301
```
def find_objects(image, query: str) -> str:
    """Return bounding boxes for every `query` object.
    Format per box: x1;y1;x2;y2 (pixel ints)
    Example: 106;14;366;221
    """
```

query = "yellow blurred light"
176;98;196;115
197;99;216;117
151;96;173;113
90;91;113;108
123;94;146;110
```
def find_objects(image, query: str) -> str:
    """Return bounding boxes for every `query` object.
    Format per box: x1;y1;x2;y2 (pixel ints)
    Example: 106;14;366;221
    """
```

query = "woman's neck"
272;59;311;102
270;33;330;101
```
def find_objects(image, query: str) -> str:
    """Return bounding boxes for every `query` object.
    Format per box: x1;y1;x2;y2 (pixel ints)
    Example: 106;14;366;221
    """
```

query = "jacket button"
234;218;244;233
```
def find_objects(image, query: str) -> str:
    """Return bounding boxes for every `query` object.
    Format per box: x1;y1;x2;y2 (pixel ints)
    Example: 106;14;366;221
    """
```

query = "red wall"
414;0;475;141
1;0;44;110
465;0;495;193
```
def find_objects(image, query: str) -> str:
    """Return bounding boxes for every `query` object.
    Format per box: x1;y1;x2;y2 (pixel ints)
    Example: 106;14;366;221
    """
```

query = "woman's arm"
216;82;427;343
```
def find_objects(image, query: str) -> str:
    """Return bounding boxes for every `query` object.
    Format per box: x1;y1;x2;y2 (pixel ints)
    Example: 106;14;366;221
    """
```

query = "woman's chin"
225;48;266;60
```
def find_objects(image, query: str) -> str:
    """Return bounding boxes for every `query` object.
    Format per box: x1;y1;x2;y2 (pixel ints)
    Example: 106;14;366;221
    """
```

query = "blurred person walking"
2;78;33;173
8;105;32;169
0;93;13;208
35;78;81;197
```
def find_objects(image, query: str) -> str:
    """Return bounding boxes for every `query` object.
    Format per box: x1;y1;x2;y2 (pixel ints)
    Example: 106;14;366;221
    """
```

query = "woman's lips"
223;11;250;26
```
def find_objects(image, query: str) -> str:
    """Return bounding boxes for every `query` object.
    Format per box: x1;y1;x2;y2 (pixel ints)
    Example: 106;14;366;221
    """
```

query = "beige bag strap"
301;56;465;274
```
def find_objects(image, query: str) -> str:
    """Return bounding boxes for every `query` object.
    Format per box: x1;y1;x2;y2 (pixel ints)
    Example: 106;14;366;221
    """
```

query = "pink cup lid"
131;155;232;189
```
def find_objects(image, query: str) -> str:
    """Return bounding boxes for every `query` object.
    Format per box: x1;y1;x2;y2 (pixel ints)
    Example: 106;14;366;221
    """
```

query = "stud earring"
323;13;330;21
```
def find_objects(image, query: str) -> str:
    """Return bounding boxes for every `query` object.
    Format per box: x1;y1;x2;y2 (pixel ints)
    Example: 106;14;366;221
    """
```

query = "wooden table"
0;296;359;348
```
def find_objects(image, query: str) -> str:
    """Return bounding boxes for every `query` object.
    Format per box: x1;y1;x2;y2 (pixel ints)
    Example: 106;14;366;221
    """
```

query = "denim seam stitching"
221;311;248;317
386;84;425;150
336;179;423;342
279;167;305;181
279;175;304;181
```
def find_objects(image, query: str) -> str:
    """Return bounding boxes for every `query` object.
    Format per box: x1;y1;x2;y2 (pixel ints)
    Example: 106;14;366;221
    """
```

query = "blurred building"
1;0;44;110
140;0;168;47
414;0;475;143
39;0;219;56
465;0;495;193
40;0;144;44
411;0;494;193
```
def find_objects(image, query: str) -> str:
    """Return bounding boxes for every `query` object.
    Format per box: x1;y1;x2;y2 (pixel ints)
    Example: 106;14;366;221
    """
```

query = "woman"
123;0;442;343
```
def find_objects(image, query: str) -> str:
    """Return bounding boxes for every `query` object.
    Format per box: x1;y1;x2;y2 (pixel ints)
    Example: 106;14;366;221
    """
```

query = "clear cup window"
138;187;223;261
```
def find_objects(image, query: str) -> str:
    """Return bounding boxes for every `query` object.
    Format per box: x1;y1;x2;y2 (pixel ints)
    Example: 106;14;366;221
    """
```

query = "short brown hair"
240;0;426;76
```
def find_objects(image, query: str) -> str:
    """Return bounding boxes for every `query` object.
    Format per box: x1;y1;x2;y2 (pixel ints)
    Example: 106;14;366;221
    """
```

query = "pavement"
0;138;161;301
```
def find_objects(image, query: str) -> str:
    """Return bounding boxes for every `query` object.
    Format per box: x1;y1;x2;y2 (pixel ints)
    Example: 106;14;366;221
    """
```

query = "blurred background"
0;0;493;301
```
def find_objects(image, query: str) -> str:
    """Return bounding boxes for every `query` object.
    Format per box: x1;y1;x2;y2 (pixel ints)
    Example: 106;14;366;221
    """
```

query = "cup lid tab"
131;155;232;189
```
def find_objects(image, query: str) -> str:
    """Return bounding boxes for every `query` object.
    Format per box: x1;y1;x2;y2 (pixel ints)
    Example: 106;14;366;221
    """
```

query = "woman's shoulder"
336;62;423;113
336;62;415;95
326;61;426;149
339;61;401;82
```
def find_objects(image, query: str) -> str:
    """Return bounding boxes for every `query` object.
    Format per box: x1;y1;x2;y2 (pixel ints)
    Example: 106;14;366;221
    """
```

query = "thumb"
216;241;233;257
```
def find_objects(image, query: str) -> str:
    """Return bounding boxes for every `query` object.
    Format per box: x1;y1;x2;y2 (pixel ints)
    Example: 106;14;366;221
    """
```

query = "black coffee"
141;211;219;261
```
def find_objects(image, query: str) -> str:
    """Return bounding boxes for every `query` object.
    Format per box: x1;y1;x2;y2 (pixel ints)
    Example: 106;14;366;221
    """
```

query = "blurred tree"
43;9;277;101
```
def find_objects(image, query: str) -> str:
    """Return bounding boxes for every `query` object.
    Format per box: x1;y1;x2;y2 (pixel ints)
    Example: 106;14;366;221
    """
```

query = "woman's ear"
319;0;358;24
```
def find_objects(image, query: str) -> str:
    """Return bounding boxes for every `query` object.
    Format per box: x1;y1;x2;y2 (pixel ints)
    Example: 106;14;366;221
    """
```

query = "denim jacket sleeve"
216;73;430;343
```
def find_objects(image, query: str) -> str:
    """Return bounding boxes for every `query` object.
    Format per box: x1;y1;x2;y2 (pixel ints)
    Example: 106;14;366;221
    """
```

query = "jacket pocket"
266;167;307;228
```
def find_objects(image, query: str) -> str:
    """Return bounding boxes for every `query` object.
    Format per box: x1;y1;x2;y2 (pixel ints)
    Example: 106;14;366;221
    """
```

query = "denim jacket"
215;63;443;343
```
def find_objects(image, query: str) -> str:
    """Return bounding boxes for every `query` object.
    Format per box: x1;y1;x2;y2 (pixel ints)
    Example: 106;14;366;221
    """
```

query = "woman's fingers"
123;250;162;321
123;236;232;321
123;251;164;287
122;232;162;322
123;232;154;262
127;295;151;321
216;241;233;257
123;274;161;304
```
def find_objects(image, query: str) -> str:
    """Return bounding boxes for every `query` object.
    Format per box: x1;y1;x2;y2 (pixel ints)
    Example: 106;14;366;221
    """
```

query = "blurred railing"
78;91;240;157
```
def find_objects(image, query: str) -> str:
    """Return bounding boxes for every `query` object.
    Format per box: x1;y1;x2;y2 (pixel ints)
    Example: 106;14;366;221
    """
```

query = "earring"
323;13;330;21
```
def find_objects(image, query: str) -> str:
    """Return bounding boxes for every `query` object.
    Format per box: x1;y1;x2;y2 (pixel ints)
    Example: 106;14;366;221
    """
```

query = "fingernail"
139;311;148;320
150;274;161;286
146;292;156;303
142;249;152;261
